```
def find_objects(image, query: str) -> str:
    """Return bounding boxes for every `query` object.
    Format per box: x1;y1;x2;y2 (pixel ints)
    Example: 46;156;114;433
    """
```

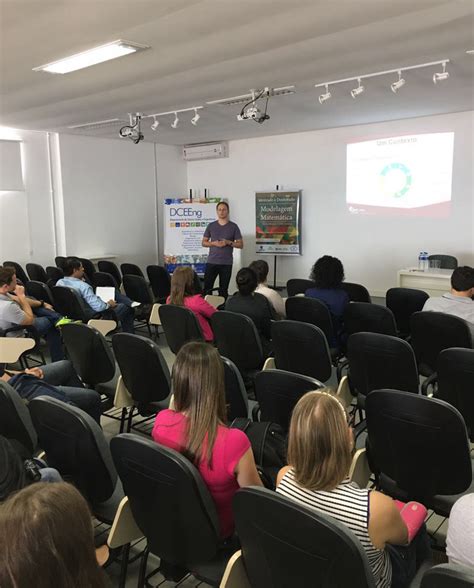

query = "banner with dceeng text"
255;191;301;255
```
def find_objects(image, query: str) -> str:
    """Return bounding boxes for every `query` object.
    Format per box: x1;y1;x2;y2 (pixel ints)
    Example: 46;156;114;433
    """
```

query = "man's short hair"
0;266;15;288
249;260;269;284
216;201;229;211
63;257;82;277
451;266;474;292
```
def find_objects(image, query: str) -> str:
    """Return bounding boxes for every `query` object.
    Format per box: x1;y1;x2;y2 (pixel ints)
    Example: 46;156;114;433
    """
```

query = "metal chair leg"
137;545;150;588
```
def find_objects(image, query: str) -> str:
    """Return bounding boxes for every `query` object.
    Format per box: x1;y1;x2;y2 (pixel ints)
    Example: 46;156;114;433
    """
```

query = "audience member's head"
249;260;269;285
287;390;351;492
310;255;345;289
0;266;16;293
0;436;27;502
62;257;84;278
0;482;108;588
236;267;258;296
172;341;226;464
169;266;197;305
451;266;474;295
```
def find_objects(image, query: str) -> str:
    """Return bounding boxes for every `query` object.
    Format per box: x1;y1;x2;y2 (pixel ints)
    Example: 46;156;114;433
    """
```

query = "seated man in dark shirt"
225;267;275;357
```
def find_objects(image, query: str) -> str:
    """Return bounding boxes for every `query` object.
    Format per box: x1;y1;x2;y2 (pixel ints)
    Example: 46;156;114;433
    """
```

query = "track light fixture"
318;84;331;104
191;108;200;125
171;112;179;129
433;61;449;83
350;78;364;98
151;116;159;131
315;59;449;104
391;71;405;93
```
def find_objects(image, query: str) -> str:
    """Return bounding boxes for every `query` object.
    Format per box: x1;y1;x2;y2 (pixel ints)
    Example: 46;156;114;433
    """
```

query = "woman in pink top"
167;266;216;341
152;342;262;538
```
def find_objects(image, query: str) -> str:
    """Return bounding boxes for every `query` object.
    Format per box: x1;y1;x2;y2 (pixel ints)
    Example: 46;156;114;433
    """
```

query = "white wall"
187;111;474;295
0;128;55;266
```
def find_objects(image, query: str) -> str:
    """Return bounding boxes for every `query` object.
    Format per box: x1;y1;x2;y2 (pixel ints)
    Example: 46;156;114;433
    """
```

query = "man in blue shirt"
57;258;135;333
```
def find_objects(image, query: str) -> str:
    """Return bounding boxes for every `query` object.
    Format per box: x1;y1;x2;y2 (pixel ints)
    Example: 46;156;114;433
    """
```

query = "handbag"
230;418;287;489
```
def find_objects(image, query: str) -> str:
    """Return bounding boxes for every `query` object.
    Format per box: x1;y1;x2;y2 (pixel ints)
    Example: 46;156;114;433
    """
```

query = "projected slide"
346;132;454;217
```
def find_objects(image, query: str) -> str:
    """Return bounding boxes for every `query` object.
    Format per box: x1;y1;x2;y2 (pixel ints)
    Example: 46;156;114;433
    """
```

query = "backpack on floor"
230;418;287;489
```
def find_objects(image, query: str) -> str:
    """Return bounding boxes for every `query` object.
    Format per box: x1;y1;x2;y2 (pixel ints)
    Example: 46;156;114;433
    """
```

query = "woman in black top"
225;267;275;356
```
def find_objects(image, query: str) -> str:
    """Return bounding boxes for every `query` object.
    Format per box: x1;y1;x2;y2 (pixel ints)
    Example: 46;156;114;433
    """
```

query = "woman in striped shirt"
276;391;429;588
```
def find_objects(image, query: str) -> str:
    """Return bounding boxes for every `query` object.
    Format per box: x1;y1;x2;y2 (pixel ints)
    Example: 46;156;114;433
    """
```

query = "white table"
397;268;452;297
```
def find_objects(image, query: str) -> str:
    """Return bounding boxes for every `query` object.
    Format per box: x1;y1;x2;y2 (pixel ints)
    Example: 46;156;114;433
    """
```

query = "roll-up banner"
164;198;221;274
255;191;302;255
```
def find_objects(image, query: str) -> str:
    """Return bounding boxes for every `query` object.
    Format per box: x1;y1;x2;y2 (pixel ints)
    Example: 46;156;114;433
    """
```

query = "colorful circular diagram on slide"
380;163;412;198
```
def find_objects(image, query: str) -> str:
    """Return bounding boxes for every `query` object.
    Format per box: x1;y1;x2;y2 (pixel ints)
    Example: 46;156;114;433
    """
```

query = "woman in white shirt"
249;259;286;319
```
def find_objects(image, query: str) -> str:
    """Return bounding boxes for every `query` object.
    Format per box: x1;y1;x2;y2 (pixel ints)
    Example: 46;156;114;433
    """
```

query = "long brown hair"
287;390;352;491
169;266;195;306
172;341;227;466
0;482;109;588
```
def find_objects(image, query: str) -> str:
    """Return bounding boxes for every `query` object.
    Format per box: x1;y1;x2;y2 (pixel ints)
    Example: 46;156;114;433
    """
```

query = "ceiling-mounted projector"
237;105;270;124
119;113;144;144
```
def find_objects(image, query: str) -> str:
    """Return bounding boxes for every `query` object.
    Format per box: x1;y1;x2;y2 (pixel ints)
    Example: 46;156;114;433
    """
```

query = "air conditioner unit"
183;142;228;161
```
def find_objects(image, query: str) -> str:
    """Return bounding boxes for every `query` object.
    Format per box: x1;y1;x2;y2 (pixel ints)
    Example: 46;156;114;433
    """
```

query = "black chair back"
26;262;48;283
61;323;116;388
25;280;54;306
410;311;472;376
79;258;96;279
341;282;371;303
45;266;64;285
110;434;220;567
222;356;249;421
112;333;170;406
92;271;118;290
52;286;93;321
0;381;38;457
3;261;29;285
386;287;429;337
421;564;474;588
159;304;205;355
29;397;118;508
211;311;264;372
271;320;332;382
54;256;67;270
286;278;315;297
234;487;376;588
366;390;472;503
285;296;334;345
428;255;458;270
255;369;322;432
121;263;144;278
98;260;122;287
348;333;419;405
437;348;474;442
344;302;397;337
123;274;153;304
147;265;171;302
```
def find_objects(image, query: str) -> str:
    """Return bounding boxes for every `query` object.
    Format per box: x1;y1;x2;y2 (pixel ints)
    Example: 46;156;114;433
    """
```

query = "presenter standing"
202;201;243;298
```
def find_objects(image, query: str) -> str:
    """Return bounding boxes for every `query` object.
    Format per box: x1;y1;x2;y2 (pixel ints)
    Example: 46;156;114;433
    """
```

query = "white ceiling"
1;0;473;145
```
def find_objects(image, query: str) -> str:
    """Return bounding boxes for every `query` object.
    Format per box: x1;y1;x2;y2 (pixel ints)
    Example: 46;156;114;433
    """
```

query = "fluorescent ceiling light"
33;40;149;74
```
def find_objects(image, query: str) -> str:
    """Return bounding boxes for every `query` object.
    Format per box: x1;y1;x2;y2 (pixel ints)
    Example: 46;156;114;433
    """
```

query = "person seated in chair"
0;482;110;587
152;342;262;539
305;255;349;348
0;266;71;362
225;267;275;357
277;390;431;588
167;266;217;342
422;266;474;336
56;258;135;333
0;360;102;424
249;259;286;319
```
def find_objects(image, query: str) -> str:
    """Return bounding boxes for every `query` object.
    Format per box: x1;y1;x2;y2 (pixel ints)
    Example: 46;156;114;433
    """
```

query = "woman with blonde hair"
0;482;109;588
152;341;262;538
168;266;217;341
276;390;430;588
